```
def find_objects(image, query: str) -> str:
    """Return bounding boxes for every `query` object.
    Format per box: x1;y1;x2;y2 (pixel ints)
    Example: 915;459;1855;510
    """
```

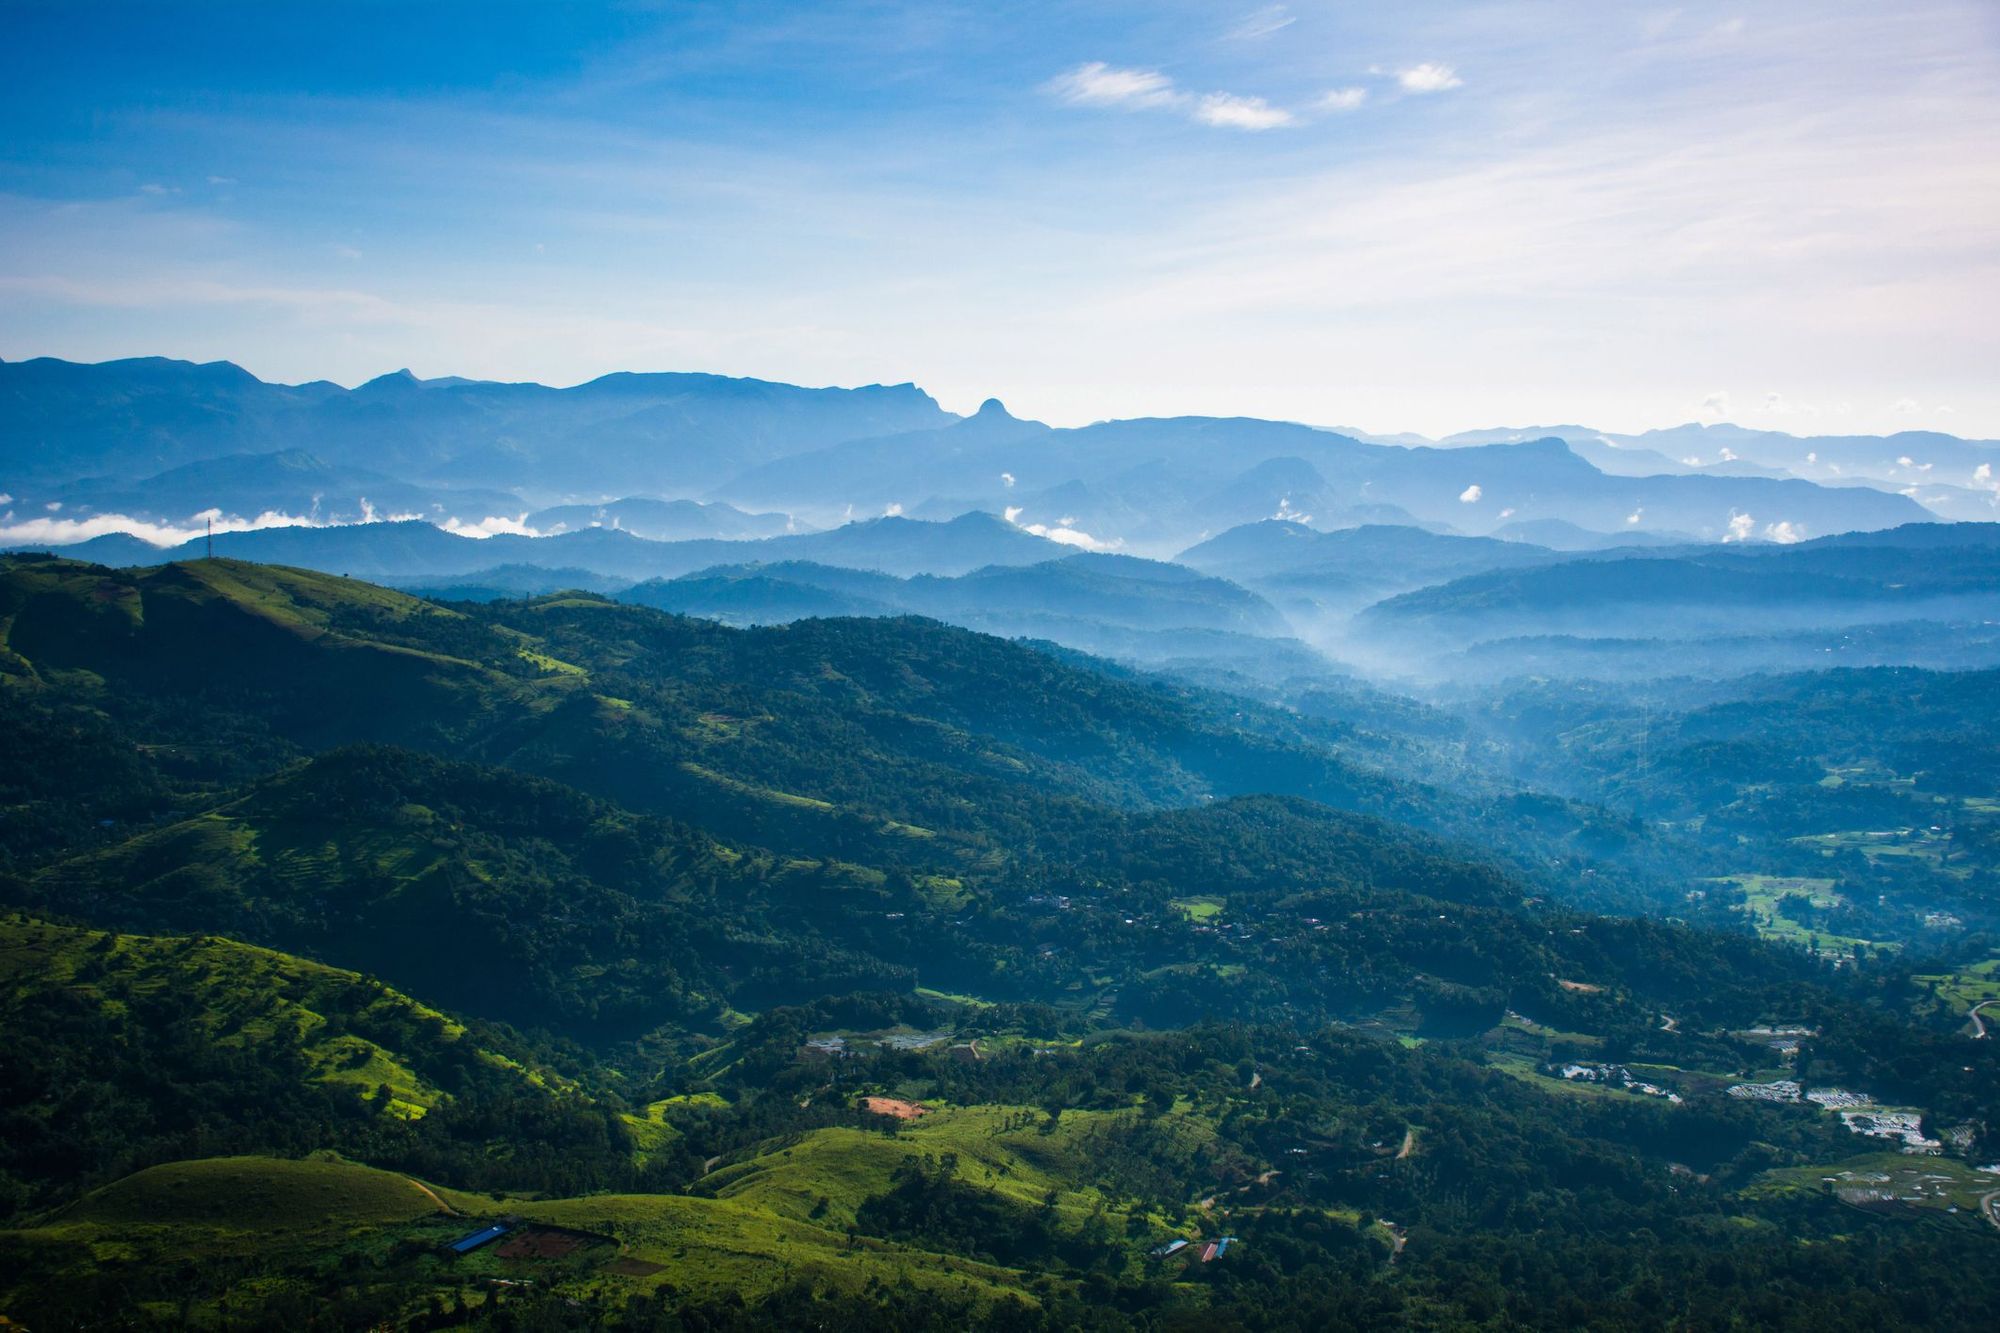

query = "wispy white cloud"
1045;61;1294;132
1397;62;1463;93
1194;93;1295;131
1764;519;1805;542
1044;62;1179;110
1458;483;1482;503
1228;6;1296;41
1725;511;1755;540
1317;87;1368;112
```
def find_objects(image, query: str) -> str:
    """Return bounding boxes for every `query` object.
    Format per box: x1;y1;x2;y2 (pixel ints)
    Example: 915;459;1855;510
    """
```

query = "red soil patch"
860;1096;929;1120
495;1227;593;1260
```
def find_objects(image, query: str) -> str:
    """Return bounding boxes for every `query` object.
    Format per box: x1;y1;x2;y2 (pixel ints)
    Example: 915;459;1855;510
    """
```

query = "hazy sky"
2;0;1996;436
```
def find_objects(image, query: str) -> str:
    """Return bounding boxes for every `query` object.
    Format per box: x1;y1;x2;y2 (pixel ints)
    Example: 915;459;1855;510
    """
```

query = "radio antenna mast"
206;516;213;560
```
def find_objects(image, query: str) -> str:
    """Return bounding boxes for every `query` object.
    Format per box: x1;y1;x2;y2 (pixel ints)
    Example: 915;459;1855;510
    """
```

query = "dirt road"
405;1177;458;1215
1968;1000;1997;1039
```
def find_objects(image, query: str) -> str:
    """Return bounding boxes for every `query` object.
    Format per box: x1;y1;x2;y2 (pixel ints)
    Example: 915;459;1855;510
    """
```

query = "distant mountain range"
710;403;1928;547
0;356;951;493
613;553;1317;677
9;354;2000;687
1351;522;2000;680
1381;421;2000;520
0;357;1959;560
40;510;1069;582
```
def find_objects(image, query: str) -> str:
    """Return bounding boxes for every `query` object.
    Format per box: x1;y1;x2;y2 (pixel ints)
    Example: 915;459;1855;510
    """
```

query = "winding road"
1967;999;1998;1040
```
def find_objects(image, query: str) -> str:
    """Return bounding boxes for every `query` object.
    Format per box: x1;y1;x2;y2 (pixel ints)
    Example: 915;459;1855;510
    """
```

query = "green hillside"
0;1150;1041;1328
2;556;1999;1328
0;554;1689;912
0;914;638;1217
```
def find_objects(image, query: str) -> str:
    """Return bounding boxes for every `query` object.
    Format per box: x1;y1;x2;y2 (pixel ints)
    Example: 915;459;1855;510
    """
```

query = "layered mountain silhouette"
1;358;1942;559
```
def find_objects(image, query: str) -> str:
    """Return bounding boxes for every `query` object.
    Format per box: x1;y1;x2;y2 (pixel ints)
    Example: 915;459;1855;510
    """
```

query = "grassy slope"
703;1102;1184;1228
0;1152;1040;1318
0;915;550;1117
508;1193;1032;1306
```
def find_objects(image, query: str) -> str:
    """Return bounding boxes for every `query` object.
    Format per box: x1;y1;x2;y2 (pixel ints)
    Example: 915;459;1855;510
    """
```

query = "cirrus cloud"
1228;5;1295;41
1045;62;1179;110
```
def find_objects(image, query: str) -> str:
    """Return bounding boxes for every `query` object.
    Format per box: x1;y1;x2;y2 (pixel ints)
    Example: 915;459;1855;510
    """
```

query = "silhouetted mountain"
14;449;523;527
714;416;1931;548
21;511;1069;582
1357;523;2000;676
0;356;954;493
385;564;629;601
620;553;1298;671
524;496;801;541
1619;423;2000;488
5;359;1950;558
1488;518;1692;549
1176;521;1565;626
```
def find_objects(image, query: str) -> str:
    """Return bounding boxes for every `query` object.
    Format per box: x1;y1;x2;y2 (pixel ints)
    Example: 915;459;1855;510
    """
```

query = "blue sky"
2;0;1995;436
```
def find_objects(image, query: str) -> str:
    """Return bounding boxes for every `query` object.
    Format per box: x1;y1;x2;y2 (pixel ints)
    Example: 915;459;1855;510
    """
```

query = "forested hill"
0;553;1693;909
4;553;1999;1329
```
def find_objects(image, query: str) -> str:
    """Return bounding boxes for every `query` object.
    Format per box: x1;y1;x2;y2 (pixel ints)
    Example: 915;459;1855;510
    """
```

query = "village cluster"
1726;1081;1945;1152
1551;1062;1684;1103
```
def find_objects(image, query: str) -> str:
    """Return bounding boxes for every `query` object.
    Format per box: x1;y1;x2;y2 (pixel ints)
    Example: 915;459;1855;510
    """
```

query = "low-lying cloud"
0;507;322;548
0;506;552;548
441;514;539;538
1003;506;1119;551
